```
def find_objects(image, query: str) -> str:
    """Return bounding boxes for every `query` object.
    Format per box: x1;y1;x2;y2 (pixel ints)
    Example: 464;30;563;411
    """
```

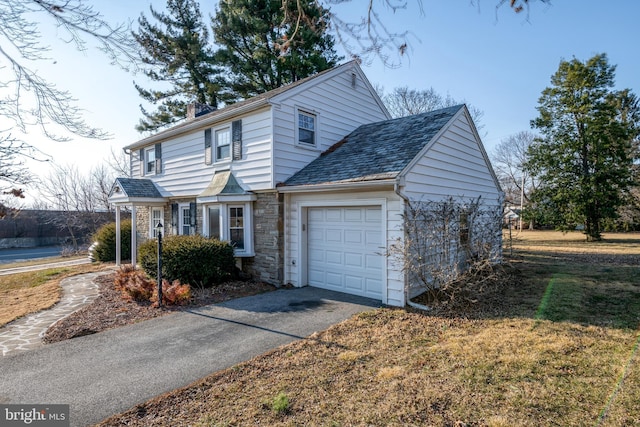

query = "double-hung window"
150;208;163;238
215;127;231;161
297;110;316;146
180;204;192;235
204;202;253;256
145;147;156;175
229;206;244;250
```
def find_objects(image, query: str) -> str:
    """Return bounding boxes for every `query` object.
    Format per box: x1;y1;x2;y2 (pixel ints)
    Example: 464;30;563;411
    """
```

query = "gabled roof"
108;178;165;204
125;60;387;151
282;105;464;188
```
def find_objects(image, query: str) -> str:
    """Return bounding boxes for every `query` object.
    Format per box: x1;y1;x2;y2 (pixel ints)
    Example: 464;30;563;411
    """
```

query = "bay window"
204;202;253;256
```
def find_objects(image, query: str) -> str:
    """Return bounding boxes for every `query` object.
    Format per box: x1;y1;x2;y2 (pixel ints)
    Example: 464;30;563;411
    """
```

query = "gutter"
278;179;396;193
125;99;270;150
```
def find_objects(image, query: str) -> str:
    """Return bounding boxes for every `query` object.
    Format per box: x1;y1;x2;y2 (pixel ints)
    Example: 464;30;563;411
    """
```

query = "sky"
3;0;640;206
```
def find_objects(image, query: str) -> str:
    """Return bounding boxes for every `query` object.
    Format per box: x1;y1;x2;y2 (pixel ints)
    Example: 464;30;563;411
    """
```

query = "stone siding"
243;192;284;285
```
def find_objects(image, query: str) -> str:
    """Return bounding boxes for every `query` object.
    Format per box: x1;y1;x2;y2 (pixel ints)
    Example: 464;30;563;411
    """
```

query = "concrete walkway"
0;271;105;356
0;287;380;427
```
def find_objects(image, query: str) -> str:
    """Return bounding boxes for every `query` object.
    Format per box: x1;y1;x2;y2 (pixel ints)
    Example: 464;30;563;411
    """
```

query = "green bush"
91;220;131;262
139;234;235;287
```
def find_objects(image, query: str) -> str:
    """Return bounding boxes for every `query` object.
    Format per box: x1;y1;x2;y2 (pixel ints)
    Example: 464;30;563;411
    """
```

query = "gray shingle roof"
111;178;163;199
283;105;463;187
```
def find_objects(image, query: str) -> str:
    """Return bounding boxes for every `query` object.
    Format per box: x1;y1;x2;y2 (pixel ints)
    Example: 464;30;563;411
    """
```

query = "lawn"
96;230;640;426
0;262;112;327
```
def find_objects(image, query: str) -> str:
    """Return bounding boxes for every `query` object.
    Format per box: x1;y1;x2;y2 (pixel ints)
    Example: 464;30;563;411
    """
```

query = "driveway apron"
0;287;380;427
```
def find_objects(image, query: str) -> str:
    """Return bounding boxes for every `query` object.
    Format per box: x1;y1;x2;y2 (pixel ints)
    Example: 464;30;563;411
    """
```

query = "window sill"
234;251;255;258
294;143;320;152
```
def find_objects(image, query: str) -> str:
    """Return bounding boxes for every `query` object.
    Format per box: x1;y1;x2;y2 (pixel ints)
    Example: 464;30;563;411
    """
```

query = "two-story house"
109;60;502;307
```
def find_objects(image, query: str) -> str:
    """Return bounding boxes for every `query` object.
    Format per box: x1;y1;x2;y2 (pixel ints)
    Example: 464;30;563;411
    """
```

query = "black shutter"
155;143;162;174
171;203;178;235
139;148;144;176
189;202;197;234
204;128;212;165
232;120;242;160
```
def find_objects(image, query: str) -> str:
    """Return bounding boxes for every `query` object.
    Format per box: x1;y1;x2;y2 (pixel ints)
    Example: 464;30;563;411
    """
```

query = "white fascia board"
125;100;270;150
196;194;257;204
277;179;396;193
110;197;167;206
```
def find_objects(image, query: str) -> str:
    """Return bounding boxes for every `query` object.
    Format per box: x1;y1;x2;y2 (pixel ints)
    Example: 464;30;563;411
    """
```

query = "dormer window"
297;110;316;147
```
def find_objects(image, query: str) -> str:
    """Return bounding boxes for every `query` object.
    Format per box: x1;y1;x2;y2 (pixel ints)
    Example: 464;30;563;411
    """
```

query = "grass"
95;231;640;426
0;263;112;327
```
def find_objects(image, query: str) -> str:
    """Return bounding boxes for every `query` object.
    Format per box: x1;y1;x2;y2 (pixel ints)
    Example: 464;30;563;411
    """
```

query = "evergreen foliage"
525;54;640;241
138;234;235;287
91;220;131;262
211;0;341;99
133;0;227;132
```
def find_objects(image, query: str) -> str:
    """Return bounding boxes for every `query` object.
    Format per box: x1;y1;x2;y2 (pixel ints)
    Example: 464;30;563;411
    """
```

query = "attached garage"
281;105;503;308
306;206;383;300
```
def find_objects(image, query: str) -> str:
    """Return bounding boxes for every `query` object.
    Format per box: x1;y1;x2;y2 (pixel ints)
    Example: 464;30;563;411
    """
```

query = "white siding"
402;114;502;204
284;190;405;307
272;68;389;184
133;108;273;197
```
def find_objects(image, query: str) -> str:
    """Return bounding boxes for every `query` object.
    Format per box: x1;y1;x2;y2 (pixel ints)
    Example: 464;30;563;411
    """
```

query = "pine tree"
133;0;226;132
525;54;640;241
211;0;341;99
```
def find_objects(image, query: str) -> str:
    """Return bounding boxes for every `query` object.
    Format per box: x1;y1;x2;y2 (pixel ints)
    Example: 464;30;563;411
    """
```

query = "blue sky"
3;1;640;204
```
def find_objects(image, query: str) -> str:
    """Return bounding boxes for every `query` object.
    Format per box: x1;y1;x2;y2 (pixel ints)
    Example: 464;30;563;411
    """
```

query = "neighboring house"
108;60;502;307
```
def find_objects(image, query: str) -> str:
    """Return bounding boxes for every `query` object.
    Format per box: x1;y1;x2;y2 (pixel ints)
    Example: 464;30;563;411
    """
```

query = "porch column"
131;205;137;267
115;206;121;266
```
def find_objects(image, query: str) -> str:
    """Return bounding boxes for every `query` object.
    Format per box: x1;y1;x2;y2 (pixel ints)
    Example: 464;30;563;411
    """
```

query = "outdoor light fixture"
155;221;163;308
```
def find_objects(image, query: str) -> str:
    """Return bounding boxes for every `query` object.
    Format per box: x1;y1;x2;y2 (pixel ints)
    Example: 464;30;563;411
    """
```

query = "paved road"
0;246;64;264
0;287;380;427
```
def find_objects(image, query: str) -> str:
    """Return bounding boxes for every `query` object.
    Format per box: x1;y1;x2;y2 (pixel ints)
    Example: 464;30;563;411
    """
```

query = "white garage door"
307;206;383;300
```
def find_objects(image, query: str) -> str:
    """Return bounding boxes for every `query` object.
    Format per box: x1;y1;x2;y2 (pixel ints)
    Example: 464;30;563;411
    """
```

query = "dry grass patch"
98;311;640;426
0;263;112;327
97;230;640;426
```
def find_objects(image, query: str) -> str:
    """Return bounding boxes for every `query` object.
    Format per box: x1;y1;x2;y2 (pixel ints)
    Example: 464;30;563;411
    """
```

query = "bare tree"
37;163;117;250
0;0;138;212
382;86;484;123
107;147;132;179
492;131;538;210
283;0;551;67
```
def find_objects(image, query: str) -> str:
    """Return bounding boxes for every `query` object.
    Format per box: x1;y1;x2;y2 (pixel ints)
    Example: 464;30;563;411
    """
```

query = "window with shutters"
215;127;231;161
179;203;194;235
144;147;156;175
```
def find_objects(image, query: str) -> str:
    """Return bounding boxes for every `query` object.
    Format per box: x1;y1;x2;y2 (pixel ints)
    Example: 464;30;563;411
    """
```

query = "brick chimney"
187;103;215;120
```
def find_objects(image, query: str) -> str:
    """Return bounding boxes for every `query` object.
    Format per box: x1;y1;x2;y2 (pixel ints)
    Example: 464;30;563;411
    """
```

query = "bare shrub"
388;196;503;305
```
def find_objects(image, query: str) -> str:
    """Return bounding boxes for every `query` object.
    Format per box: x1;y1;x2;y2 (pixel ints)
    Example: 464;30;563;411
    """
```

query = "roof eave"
125;99;270;151
278;179;396;193
110;197;167;206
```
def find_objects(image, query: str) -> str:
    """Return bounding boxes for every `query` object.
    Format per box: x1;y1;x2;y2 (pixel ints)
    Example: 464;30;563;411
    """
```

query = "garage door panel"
345;275;364;291
326;251;342;264
307;206;383;300
344;252;363;267
344;208;362;221
365;253;382;269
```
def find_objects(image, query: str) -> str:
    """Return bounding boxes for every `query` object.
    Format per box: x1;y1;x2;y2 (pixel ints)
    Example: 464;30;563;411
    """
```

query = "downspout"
394;178;432;311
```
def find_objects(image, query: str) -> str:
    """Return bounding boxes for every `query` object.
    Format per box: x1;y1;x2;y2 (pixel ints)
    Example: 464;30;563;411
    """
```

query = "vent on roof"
187;103;216;120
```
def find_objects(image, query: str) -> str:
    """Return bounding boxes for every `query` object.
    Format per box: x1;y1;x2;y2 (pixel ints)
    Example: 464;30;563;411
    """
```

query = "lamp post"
155;221;163;308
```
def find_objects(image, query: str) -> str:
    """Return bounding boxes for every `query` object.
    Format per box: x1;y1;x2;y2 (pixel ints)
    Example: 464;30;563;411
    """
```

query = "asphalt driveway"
0;287;380;427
